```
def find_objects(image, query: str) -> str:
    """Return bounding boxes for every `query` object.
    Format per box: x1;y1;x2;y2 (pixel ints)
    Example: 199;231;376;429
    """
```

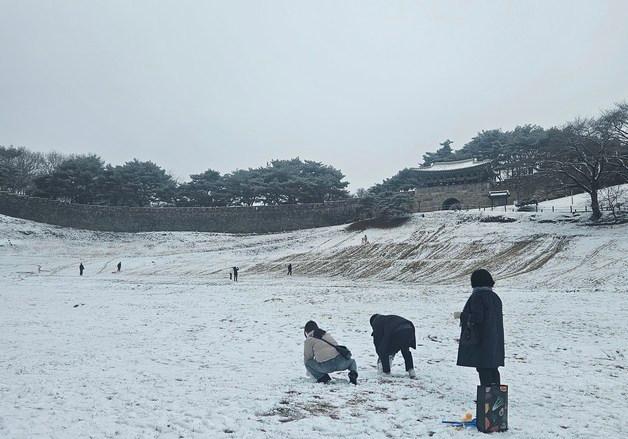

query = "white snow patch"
1;211;627;438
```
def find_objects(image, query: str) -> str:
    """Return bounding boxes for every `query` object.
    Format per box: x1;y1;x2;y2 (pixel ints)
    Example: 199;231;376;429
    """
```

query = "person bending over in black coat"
456;269;505;386
370;314;417;379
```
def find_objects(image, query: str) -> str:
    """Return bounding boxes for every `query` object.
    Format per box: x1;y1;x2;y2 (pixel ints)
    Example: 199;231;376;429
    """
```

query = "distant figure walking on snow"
362;234;369;245
303;320;358;385
456;269;504;386
117;261;122;272
287;263;292;276
370;314;417;379
232;266;239;282
79;262;84;276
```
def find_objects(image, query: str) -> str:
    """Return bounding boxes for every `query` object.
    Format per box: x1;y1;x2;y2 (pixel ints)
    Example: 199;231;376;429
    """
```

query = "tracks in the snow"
249;230;574;284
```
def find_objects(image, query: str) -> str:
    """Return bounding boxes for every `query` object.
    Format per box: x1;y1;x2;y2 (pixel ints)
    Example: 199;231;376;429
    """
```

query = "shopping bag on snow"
476;384;508;433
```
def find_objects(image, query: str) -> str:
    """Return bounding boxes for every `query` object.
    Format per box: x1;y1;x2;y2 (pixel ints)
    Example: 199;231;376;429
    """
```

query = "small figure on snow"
361;234;369;245
79;262;85;276
303;320;358;385
117;261;122;272
370;314;417;379
456;269;504;386
232;266;239;282
287;263;292;276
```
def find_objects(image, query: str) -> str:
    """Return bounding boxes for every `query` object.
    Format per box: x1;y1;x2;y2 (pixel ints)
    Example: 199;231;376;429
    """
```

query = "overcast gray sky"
1;0;627;191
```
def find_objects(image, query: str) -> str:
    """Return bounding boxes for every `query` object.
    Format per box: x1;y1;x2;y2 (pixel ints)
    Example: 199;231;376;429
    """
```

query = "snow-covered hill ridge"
2;197;626;290
249;210;628;289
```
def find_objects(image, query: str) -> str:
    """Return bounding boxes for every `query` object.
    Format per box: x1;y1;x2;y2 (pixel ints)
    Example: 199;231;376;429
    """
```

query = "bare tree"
601;102;628;178
355;188;367;198
11;149;47;193
0;146;36;192
600;185;626;221
0;146;22;190
42;151;70;175
538;117;623;220
0;146;70;193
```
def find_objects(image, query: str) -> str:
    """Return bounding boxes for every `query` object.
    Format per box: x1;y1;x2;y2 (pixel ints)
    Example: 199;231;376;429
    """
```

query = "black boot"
317;374;331;384
348;371;358;385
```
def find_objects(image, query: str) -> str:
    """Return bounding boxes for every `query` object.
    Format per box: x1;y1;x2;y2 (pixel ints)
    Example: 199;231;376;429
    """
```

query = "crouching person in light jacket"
303;320;358;385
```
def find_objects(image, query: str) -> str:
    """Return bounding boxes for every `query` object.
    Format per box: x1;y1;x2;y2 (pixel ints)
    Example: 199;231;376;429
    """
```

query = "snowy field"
1;204;627;438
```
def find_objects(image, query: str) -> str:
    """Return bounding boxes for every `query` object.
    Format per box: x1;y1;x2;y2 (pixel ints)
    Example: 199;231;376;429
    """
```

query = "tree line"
370;102;628;219
0;151;349;207
4;102;628;218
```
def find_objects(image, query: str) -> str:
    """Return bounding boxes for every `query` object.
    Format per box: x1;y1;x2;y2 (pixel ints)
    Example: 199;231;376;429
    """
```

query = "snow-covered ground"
1;197;627;438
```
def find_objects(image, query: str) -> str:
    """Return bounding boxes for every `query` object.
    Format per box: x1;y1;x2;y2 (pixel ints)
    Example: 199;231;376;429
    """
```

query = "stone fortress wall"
413;151;628;212
414;169;577;212
0;192;363;233
0;172;591;233
414;182;493;211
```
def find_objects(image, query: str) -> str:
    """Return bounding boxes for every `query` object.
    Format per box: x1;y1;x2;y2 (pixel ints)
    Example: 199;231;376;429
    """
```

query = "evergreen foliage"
175;169;225;207
21;153;349;208
102;160;178;206
215;158;349;206
422;139;455;165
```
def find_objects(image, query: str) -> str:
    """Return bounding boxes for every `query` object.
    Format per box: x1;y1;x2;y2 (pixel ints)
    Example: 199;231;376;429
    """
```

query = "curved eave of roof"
412;159;492;173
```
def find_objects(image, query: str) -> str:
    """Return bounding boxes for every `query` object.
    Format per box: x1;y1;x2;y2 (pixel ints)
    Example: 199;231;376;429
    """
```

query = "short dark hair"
471;269;495;288
304;320;318;333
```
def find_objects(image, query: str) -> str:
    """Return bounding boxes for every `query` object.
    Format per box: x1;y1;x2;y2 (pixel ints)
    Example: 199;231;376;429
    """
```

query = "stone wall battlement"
0;192;362;233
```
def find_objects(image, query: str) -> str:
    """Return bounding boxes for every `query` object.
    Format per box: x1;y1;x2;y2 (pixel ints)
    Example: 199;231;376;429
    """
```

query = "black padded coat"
456;287;505;368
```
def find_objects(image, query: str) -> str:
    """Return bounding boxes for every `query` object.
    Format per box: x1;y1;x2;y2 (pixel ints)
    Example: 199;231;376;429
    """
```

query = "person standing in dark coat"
117;261;122;272
370;314;417;379
232;266;239;282
456;269;504;386
79;262;84;276
287;263;292;276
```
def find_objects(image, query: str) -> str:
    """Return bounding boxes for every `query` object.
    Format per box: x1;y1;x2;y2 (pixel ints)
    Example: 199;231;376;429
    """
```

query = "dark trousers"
382;328;415;372
398;346;414;371
477;368;500;386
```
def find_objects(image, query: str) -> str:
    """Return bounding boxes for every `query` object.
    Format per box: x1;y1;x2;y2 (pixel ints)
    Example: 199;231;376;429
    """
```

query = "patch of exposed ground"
249;229;573;284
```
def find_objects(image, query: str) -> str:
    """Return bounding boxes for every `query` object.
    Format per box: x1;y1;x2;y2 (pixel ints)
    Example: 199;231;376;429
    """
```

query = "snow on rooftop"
417;158;492;172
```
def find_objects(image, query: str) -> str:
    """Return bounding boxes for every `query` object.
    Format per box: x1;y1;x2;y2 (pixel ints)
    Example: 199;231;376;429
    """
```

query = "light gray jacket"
303;331;339;364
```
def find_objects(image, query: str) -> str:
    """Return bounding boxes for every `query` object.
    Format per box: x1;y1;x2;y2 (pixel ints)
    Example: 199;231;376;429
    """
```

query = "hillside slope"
1;199;627;291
